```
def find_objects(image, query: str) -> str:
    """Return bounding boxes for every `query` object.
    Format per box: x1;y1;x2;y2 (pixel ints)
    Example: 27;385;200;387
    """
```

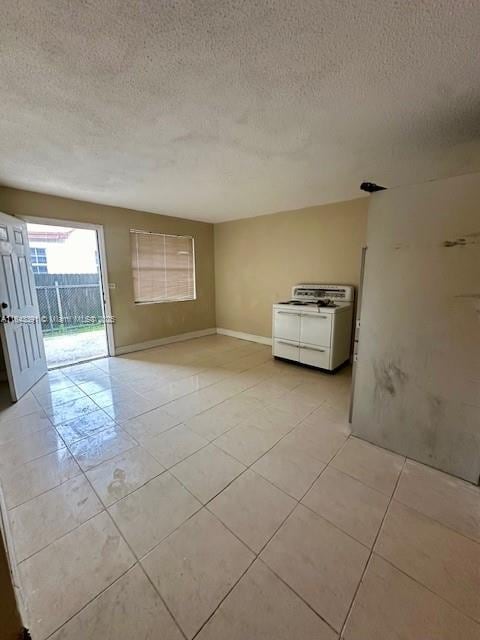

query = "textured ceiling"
1;1;480;222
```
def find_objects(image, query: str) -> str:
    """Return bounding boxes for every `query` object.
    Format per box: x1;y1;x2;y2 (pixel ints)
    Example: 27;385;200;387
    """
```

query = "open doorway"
25;221;112;368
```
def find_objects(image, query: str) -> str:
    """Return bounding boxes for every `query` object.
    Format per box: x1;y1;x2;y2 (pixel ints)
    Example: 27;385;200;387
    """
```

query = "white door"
0;212;47;401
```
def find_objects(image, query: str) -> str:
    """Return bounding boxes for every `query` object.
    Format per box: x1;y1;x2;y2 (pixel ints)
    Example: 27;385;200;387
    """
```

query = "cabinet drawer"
299;344;331;369
300;313;332;347
273;339;300;362
273;310;301;342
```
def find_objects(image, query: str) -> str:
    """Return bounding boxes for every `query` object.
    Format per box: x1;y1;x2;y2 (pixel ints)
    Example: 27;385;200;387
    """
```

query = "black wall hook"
360;182;386;193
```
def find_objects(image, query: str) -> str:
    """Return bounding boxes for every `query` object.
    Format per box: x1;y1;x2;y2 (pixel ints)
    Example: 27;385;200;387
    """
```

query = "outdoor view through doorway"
26;223;108;368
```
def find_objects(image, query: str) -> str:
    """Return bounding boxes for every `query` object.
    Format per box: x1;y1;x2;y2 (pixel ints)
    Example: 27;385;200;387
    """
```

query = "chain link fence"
33;273;104;335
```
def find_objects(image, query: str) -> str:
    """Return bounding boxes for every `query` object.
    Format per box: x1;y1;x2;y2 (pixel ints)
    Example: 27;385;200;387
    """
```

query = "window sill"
134;298;197;306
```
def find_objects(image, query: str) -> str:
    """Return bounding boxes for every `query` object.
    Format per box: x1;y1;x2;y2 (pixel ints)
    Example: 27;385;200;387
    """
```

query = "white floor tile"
302;466;389;547
197;560;337;640
262;504;369;631
344;555;480;640
209;469;296;552
86;447;165;506
19;511;135;640
108;472;201;557
49;565;183;640
375;500;480;622
395;459;480;542
142;509;253;638
170;445;245;504
0;336;475;640
331;437;404;496
1;448;81;509
10;475;103;561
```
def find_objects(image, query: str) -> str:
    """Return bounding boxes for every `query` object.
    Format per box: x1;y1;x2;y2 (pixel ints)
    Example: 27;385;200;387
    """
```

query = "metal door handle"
299;312;327;318
301;345;326;353
277;311;300;316
276;340;298;347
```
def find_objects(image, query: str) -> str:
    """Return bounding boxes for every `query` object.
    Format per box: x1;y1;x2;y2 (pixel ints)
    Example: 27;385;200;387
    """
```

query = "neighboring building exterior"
26;224;98;274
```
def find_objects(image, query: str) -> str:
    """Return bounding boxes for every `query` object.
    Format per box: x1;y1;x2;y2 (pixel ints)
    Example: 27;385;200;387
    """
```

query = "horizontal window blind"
130;230;196;303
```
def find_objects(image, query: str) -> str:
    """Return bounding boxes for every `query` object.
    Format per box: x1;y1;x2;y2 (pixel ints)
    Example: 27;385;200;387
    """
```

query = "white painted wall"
352;172;480;483
27;225;98;274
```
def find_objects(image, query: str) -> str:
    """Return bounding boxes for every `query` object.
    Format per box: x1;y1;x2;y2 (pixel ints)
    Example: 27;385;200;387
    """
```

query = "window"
30;247;48;274
130;230;196;303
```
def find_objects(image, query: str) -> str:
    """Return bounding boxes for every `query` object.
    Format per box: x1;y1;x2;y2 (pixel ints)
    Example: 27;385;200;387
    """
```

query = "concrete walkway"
44;328;108;368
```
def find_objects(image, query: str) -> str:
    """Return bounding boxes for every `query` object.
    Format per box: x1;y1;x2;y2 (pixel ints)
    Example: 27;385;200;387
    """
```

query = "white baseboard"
115;328;217;355
114;327;272;356
216;327;272;346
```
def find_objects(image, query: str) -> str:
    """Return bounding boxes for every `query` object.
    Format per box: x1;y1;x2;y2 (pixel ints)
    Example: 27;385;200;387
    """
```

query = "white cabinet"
273;339;299;362
273;310;301;342
299;344;330;369
300;313;332;347
272;305;353;371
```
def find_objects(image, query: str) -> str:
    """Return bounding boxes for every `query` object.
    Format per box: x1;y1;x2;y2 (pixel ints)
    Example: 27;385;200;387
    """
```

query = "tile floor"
0;335;478;639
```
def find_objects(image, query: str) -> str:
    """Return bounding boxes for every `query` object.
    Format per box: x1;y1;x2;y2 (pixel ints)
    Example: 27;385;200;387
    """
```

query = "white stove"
272;284;354;370
275;283;354;312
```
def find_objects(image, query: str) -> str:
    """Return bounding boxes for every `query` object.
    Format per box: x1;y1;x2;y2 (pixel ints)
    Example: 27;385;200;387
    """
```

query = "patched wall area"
352;172;480;483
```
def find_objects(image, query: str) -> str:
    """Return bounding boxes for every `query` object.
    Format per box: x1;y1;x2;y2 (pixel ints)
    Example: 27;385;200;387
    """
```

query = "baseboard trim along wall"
115;327;273;356
216;327;273;346
114;328;217;355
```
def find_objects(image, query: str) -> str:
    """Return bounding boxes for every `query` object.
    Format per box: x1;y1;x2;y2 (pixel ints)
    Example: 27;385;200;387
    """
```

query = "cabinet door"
299;344;331;369
273;310;301;342
273;339;300;362
300;313;332;347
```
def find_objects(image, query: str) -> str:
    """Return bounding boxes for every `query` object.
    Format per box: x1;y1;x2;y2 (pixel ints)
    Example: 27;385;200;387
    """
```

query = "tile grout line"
338;456;407;639
41;564;140;640
1;340;365;638
195;468;342;636
254;558;340;637
4;459;83;511
98;351;285;638
4;370;339;518
167;394;320;509
13;488;105;566
100;498;190;640
20;429;479;637
371;552;480;627
189;554;256;640
390;494;480;547
372;477;480;626
160;408;349;638
326;458;397;498
87;385;328;636
1;349;298;511
3;401;338;507
16;452;137;640
59;464;190;640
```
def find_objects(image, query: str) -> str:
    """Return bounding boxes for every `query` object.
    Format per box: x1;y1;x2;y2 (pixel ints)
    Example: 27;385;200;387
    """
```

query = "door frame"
20;216;115;360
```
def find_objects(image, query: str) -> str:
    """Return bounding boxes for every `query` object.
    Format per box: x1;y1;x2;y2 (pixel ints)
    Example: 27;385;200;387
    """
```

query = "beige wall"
0;187;367;349
214;198;368;338
0;187;216;350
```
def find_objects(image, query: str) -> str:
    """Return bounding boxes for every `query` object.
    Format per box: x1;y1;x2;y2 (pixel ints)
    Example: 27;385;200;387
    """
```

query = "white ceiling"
1;1;480;222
